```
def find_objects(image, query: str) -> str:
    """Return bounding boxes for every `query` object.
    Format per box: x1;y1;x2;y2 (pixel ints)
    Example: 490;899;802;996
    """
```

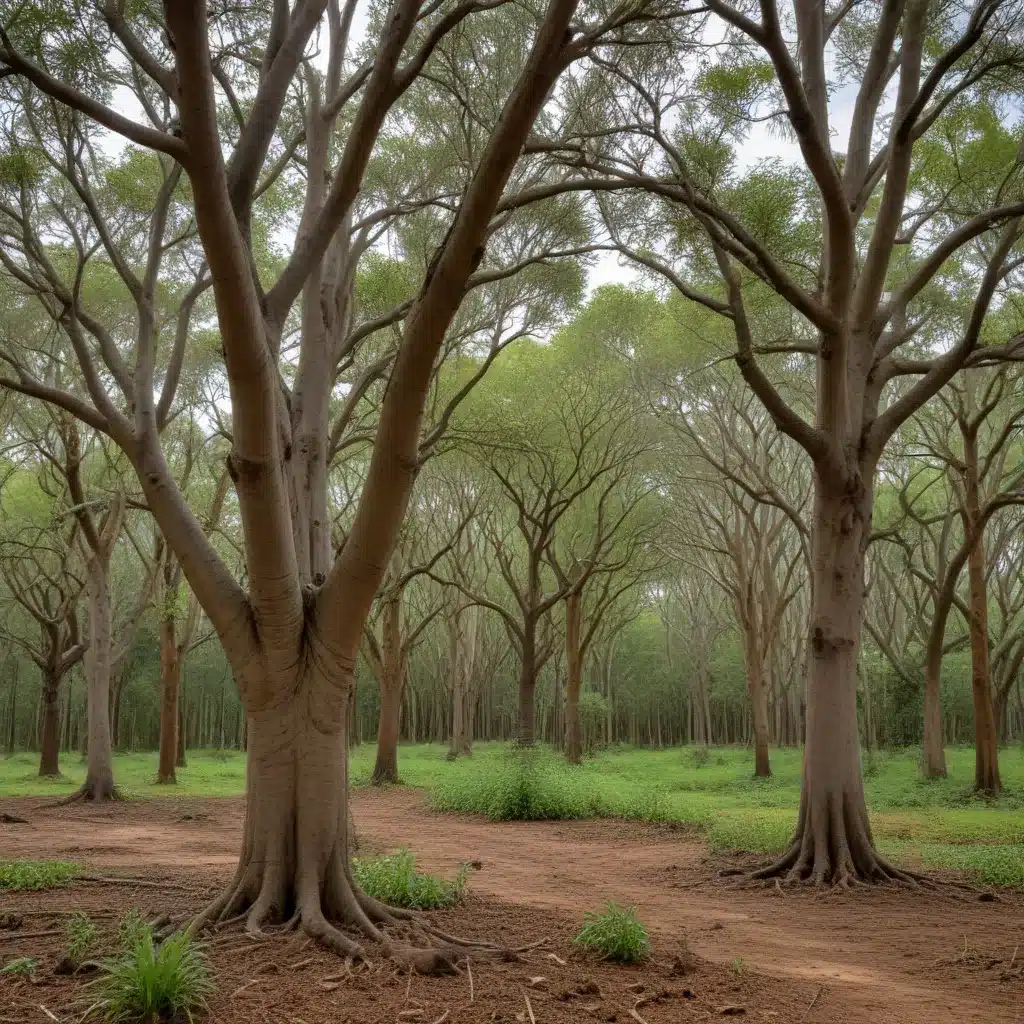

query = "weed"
574;901;650;963
352;849;467;909
0;859;79;890
689;746;711;769
731;956;746;976
1;956;37;977
116;910;151;950
90;929;214;1023
66;911;99;963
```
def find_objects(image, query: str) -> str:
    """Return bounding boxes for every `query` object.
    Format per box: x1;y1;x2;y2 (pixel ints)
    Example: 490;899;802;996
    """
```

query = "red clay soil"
1;787;1022;1024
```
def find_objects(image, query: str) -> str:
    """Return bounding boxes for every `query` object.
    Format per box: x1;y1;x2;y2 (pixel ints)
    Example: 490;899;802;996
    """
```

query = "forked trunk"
743;631;771;777
755;471;909;885
564;591;583;764
81;556;117;801
39;670;60;777
966;511;1000;795
158;611;181;784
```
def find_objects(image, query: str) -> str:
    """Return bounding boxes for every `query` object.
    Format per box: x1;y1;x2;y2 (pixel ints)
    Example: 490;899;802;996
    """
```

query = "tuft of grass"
66;911;100;963
731;956;746;976
574;901;650;963
90;929;214;1024
116;910;151;950
0;859;79;890
689;746;711;769
1;956;37;977
352;849;467;909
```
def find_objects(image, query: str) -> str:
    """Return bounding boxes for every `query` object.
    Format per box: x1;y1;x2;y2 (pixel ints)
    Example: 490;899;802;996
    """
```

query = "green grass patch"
352;849;467;909
1;956;37;977
90;927;215;1023
66;911;100;963
574;901;650;963
0;859;79;890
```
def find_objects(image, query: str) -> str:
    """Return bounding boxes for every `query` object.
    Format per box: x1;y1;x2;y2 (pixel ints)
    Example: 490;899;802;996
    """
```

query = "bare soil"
1;786;1022;1023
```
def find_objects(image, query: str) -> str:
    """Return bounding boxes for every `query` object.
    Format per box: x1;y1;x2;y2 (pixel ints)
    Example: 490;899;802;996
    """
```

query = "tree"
559;0;1024;883
0;0;674;958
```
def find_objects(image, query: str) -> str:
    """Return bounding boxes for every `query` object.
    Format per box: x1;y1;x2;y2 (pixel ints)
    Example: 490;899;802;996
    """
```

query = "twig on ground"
628;1008;650;1024
288;956;316;971
466;958;474;1003
430;1012;449;1024
229;979;263;998
521;989;536;1024
800;984;824;1022
0;929;63;941
1009;945;1018;970
37;1007;59;1023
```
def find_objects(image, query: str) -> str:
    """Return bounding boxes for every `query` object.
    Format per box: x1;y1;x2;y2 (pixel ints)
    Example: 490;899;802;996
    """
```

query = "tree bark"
755;471;911;884
372;592;408;785
81;553;117;800
158;608;181;784
448;606;477;759
38;670;60;777
963;429;1000;795
921;642;947;778
564;591;583;764
518;621;538;746
743;629;771;777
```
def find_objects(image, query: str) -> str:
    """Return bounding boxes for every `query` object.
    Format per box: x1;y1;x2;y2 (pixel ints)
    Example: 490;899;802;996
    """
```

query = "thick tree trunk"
81;557;117;801
38;671;60;777
755;471;909;885
743;631;771;777
564;591;583;764
448;606;477;759
921;650;947;778
158;611;181;784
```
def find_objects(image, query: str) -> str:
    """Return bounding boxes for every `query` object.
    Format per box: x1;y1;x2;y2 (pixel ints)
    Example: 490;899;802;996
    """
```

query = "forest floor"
2;787;1023;1024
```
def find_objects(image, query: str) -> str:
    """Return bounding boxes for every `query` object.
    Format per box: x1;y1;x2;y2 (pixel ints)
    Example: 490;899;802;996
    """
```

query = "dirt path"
2;788;1022;1023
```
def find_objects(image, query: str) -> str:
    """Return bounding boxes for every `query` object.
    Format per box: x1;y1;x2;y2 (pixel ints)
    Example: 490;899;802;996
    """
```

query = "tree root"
47;782;122;808
187;861;541;974
749;794;927;888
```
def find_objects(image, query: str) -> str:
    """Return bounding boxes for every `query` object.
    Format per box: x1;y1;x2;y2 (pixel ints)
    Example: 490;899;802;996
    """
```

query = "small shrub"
352;849;467;909
66;911;100;963
0;859;79;890
731;956;746;976
689;747;711;769
91;929;214;1024
1;956;37;977
574;901;650;963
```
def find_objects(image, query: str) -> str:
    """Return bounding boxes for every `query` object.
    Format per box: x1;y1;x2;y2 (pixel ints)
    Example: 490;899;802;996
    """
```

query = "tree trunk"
564;591;583;764
448;606;477;759
756;471;908;885
157;610;181;784
372;593;407;785
921;645;947;778
518;624;538;747
38;670;60;777
743;630;771;777
6;664;16;755
80;555;117;800
963;435;1000;794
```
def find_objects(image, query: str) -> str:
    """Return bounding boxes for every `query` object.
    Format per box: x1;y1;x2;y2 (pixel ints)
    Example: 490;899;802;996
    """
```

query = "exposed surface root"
750;790;926;888
49;782;121;807
189;860;539;974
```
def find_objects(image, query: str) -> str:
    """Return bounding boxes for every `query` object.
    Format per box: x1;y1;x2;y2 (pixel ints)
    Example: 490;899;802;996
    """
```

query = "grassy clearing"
574;901;650;963
3;742;1023;886
0;859;80;890
352;849;468;909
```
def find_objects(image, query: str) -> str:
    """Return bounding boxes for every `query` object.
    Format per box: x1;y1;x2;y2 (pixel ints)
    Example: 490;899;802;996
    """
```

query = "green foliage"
116;910;151;951
91;930;214;1024
1;956;37;977
689;746;711;769
574;901;650;963
66;911;100;963
0;859;79;890
352;849;467;910
430;746;601;820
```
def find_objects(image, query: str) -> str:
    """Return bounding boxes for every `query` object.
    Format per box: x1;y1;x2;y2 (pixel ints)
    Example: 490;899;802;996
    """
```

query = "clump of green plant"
89;929;214;1024
0;859;79;890
1;956;37;977
574;901;650;963
116;910;151;950
689;746;711;769
352;849;467;909
731;956;746;976
66;911;100;963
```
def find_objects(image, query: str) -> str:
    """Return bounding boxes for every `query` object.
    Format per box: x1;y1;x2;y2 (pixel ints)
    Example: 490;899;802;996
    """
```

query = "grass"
2;742;1023;887
90;925;215;1024
0;859;80;890
1;956;37;977
352;848;468;909
66;911;100;964
574;901;650;963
